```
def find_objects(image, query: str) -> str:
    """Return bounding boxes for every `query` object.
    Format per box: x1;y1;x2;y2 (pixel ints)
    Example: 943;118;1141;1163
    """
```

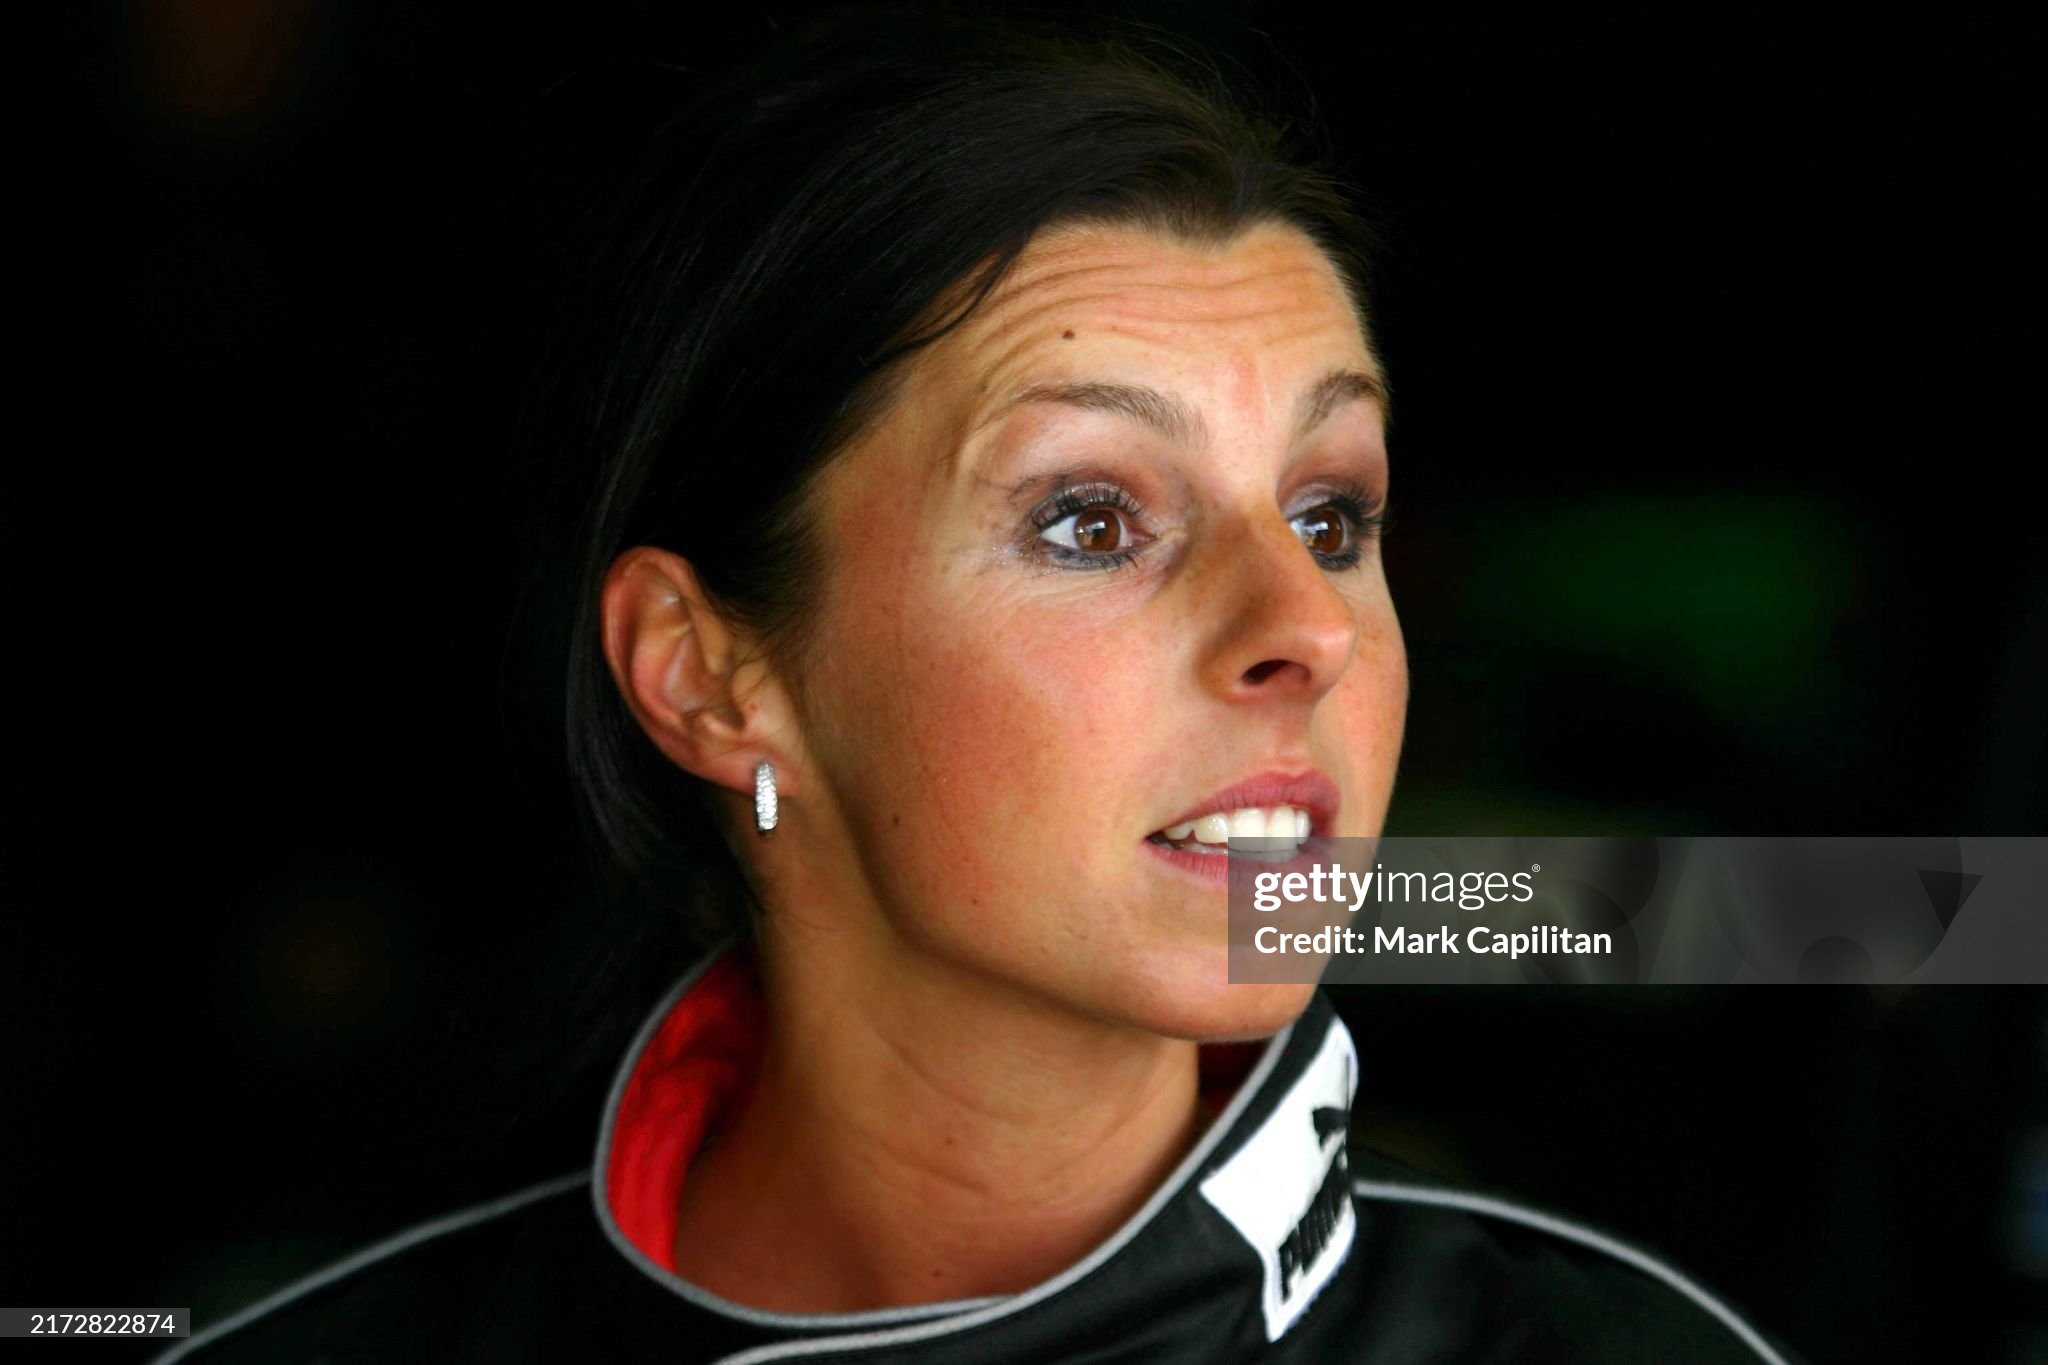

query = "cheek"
1331;601;1408;823
1351;602;1408;725
815;548;1158;925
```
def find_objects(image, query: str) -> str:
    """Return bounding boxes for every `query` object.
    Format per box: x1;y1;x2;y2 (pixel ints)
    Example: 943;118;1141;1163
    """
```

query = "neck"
668;928;1210;1312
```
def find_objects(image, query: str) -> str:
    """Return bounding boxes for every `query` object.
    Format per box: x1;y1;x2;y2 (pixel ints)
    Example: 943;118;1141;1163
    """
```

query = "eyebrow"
974;366;1387;450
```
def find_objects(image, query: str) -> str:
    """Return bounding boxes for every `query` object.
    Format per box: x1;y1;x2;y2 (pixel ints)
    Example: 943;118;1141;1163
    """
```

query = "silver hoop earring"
754;761;779;836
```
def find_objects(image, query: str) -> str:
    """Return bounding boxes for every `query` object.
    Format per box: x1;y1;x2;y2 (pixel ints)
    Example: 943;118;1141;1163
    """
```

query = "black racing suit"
155;947;1804;1363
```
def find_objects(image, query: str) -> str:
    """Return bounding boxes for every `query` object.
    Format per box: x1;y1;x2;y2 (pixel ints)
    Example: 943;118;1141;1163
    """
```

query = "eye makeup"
1013;467;1390;575
1025;475;1153;572
1291;477;1390;571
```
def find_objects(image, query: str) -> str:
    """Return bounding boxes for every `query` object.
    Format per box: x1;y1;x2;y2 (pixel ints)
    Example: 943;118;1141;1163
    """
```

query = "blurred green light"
1460;492;1859;725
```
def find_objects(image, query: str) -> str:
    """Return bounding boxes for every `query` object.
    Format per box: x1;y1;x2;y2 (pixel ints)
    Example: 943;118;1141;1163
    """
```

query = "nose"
1195;507;1360;706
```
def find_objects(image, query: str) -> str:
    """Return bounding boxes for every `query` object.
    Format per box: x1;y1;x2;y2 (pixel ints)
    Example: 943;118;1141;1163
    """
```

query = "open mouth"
1146;804;1314;863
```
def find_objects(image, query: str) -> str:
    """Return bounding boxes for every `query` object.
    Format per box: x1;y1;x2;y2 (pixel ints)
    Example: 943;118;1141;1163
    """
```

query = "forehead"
909;220;1379;439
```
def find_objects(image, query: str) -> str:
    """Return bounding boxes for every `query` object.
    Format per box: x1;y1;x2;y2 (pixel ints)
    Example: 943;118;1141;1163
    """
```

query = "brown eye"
1033;483;1152;569
1294;504;1349;556
1072;508;1124;553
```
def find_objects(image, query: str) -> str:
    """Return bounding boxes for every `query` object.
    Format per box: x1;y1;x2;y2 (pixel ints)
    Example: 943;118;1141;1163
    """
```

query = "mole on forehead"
956;253;1356;380
957;293;1363;408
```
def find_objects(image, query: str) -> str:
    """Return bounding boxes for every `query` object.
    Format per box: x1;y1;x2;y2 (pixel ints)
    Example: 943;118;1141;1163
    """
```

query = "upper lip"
1152;769;1340;837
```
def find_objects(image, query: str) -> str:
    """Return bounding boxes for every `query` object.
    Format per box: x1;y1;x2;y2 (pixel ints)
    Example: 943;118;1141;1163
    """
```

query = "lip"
1141;827;1332;889
1149;769;1341;840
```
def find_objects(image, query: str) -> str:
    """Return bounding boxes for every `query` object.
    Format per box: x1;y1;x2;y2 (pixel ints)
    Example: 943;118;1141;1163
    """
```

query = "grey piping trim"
148;1169;589;1364
590;938;1006;1330
1350;1179;1789;1365
701;1009;1307;1365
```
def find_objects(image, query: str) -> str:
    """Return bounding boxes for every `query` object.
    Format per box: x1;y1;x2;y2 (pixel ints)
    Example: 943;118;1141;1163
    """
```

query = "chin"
1110;975;1321;1045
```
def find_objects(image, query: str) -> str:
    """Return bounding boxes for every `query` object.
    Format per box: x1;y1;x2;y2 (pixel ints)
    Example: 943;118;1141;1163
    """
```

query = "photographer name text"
1246;863;1613;959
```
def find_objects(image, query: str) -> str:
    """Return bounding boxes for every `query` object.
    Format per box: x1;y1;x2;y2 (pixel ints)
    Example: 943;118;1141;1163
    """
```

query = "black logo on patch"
1280;1105;1353;1298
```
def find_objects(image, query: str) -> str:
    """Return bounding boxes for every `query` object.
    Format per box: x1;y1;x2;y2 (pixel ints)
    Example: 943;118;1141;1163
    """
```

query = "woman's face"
782;220;1406;1040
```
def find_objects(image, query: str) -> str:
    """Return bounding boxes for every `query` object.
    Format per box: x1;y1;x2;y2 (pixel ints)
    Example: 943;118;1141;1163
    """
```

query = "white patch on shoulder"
1198;1017;1358;1342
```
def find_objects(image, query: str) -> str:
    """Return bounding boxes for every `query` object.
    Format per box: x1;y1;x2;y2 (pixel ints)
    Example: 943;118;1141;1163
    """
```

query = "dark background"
11;2;2044;1361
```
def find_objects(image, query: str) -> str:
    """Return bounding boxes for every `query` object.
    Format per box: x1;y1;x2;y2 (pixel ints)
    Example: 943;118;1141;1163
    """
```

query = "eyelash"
1030;483;1151;572
1309;480;1391;569
1029;478;1390;573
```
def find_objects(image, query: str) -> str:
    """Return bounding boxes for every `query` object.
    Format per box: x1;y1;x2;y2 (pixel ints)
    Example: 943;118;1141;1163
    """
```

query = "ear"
599;546;807;804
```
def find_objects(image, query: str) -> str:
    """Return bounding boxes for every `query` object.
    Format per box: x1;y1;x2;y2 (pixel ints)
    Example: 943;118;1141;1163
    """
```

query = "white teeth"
1162;805;1312;846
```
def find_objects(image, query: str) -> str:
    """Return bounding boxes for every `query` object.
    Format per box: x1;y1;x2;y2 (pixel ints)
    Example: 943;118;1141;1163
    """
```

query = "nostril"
1243;658;1290;684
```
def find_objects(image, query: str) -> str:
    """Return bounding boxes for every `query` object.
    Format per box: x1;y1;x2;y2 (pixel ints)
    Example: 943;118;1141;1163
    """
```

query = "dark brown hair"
563;3;1381;961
